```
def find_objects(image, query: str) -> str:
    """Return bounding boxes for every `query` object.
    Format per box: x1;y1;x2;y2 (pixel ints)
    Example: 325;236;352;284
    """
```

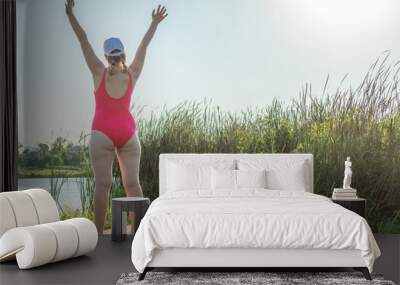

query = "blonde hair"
105;52;129;75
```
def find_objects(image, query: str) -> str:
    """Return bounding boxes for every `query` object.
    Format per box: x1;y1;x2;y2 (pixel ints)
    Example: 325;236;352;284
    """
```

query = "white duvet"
131;189;380;273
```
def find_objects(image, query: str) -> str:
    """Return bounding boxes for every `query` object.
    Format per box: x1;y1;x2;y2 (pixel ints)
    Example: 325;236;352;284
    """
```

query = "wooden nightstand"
331;198;366;218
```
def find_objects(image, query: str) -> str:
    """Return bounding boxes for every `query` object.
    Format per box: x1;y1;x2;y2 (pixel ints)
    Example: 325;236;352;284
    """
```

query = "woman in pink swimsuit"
66;0;167;233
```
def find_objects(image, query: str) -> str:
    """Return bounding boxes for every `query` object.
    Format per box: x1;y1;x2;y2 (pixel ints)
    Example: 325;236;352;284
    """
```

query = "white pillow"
165;158;236;192
236;169;267;189
166;158;236;170
237;159;309;191
265;163;307;191
211;168;237;190
166;162;211;191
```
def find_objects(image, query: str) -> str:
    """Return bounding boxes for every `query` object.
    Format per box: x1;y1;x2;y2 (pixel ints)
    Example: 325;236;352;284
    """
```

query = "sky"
17;0;400;146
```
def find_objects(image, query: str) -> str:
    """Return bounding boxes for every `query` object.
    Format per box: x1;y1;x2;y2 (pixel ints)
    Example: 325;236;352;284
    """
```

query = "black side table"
112;197;150;242
331;197;366;218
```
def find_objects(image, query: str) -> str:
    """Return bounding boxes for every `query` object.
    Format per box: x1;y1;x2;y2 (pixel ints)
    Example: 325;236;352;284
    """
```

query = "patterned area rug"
116;271;396;285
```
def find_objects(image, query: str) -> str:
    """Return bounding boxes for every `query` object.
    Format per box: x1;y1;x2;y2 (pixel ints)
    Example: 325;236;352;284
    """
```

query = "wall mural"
17;0;400;233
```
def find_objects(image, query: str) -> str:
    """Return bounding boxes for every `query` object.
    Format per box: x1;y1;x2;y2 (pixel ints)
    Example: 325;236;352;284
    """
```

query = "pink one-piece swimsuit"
91;68;137;148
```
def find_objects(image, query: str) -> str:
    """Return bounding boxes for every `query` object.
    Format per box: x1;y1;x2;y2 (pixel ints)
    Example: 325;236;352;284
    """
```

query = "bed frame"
138;153;371;280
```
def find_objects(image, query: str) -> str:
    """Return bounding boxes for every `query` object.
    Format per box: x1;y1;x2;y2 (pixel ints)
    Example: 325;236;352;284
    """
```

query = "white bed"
131;154;380;280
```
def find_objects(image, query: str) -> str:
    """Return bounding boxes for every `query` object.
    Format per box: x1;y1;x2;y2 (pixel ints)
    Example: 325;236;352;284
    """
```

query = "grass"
60;183;128;230
20;54;400;233
136;53;400;233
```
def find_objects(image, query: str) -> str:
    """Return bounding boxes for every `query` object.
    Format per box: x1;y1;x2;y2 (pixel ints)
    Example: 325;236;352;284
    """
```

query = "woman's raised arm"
130;5;168;82
65;0;104;75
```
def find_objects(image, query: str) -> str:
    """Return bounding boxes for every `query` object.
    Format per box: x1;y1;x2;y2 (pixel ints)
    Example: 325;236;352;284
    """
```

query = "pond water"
18;178;87;210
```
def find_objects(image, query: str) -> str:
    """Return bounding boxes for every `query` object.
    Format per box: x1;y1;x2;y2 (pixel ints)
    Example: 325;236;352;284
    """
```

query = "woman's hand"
65;0;74;16
152;5;168;24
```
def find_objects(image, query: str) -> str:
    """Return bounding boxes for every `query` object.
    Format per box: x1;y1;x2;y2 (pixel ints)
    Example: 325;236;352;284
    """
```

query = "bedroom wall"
16;0;400;233
16;0;400;146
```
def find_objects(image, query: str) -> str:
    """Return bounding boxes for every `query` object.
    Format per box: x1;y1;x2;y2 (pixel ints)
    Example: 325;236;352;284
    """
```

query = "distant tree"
64;144;81;166
37;143;51;167
50;137;67;167
21;147;40;168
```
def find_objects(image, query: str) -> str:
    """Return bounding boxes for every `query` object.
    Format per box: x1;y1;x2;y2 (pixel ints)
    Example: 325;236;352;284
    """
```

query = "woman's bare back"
92;68;134;99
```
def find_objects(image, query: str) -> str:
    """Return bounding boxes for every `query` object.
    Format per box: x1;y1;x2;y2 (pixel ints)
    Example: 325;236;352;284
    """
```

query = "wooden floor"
0;235;134;285
0;234;398;285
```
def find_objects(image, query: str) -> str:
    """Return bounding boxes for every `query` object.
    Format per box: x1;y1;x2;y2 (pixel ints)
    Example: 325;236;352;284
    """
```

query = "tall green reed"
136;54;399;232
75;132;95;214
61;54;399;233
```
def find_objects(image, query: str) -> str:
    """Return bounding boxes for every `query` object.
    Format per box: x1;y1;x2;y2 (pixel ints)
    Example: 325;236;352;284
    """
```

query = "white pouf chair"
0;188;98;269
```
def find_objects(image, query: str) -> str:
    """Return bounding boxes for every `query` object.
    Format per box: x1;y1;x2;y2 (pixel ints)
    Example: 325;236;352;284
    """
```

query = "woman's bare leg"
116;132;143;233
89;130;116;234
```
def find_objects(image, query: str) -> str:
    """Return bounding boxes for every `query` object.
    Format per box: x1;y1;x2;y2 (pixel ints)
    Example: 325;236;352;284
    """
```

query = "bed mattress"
131;189;380;273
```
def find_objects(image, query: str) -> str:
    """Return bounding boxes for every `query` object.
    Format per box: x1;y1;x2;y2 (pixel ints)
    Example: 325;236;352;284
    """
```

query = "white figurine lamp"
343;156;353;189
333;156;357;199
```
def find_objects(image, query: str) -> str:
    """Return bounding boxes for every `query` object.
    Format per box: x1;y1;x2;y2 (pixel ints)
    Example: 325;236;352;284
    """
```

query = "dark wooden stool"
331;198;366;218
111;197;150;242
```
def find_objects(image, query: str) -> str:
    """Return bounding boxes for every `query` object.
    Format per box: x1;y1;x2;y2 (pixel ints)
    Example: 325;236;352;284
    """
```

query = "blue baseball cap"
104;37;125;56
